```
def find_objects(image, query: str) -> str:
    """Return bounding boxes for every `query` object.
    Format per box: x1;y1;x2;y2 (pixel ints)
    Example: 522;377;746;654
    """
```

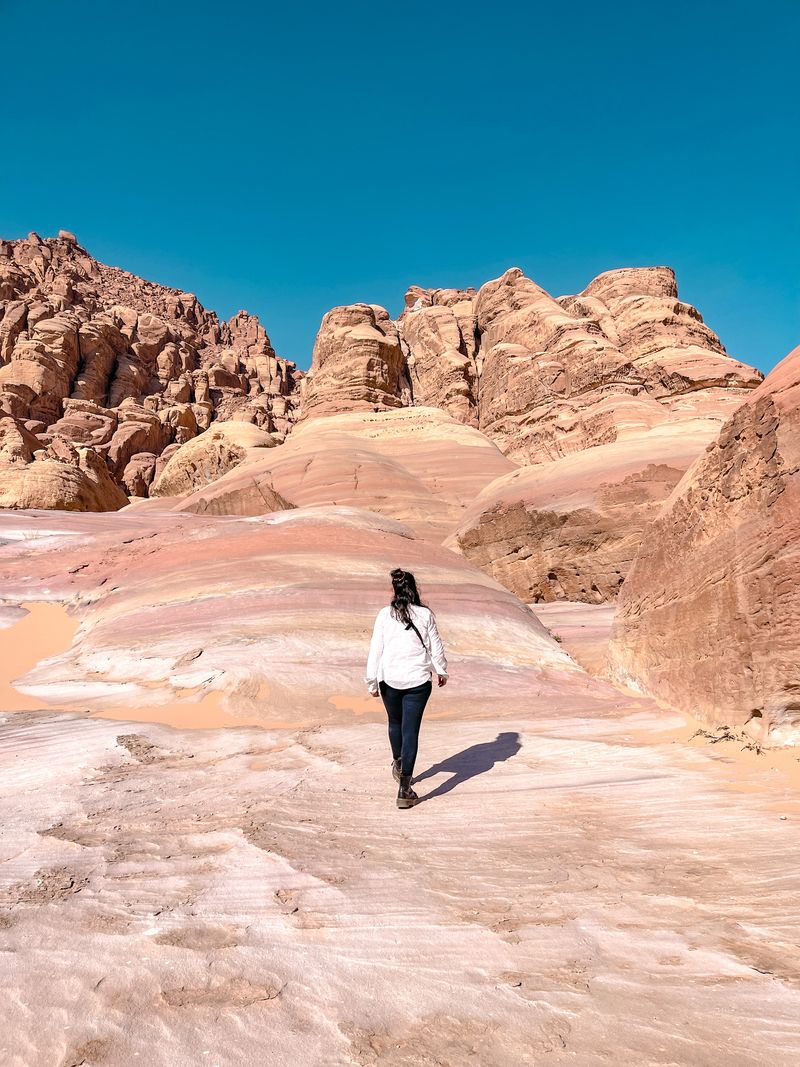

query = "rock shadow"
415;731;522;803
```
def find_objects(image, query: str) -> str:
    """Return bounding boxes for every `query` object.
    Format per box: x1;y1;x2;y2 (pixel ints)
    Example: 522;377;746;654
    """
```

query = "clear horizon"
2;0;797;374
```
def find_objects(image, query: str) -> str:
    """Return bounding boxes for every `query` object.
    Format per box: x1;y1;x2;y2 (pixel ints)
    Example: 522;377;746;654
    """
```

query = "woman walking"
365;568;449;808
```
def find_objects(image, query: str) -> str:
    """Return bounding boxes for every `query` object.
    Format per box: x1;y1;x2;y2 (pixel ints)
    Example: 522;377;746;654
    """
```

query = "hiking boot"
391;758;402;783
397;774;419;809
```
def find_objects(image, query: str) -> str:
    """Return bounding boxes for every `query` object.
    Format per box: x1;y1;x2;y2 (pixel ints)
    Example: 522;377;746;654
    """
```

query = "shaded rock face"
446;422;726;604
0;232;302;508
609;346;800;743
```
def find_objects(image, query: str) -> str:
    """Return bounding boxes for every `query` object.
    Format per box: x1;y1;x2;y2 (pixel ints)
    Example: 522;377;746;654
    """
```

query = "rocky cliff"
0;231;301;509
608;345;800;741
0;233;764;517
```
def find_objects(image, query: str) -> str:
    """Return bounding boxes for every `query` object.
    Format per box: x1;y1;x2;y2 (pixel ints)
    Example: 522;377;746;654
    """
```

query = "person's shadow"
414;731;522;803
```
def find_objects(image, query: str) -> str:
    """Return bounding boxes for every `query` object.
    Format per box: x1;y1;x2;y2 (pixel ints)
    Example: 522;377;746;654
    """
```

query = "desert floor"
1;606;799;1067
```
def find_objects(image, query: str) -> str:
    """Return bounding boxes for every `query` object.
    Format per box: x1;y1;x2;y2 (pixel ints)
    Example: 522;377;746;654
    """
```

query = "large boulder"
0;445;128;511
608;346;800;745
301;304;412;417
150;420;279;499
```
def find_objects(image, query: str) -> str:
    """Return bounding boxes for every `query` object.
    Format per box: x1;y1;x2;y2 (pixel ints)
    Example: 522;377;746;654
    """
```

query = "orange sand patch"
90;689;267;730
0;602;80;712
0;602;265;730
327;693;383;716
626;705;800;793
327;692;460;719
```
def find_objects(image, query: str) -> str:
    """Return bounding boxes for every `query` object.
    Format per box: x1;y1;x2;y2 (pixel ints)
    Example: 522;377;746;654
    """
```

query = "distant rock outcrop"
302;265;760;469
474;266;760;464
0;231;763;588
300;304;411;417
609;346;800;744
0;232;302;510
399;286;479;425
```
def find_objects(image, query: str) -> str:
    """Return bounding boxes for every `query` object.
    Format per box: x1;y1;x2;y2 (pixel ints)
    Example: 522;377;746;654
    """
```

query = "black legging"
379;679;432;777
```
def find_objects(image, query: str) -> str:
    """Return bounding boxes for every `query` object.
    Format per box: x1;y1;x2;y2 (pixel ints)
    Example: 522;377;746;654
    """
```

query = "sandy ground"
531;601;800;789
1;605;800;1065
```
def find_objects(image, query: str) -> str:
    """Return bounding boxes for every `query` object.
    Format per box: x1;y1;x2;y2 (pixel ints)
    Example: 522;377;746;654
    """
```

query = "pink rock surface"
446;421;720;603
531;602;617;676
174;407;516;541
609;346;800;744
0;505;585;723
4;703;800;1065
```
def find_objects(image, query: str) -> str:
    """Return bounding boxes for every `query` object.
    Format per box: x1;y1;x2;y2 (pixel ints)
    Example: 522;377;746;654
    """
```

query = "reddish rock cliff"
608;346;800;743
0;235;764;548
0;232;302;509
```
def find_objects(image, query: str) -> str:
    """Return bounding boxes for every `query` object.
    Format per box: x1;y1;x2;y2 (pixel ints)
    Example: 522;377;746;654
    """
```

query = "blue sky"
1;1;797;373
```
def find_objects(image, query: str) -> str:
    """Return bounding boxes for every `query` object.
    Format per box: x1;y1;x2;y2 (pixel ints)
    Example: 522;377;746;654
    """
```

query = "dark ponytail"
389;568;427;627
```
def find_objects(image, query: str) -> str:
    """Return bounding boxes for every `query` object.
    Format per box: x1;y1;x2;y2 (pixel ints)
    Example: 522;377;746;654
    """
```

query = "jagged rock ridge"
0;231;301;509
0;230;763;563
303;266;760;464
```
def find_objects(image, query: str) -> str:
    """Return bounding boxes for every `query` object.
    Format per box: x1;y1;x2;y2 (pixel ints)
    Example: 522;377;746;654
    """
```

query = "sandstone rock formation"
294;265;761;470
474;266;761;464
609;346;800;743
0;232;302;508
300;304;412;417
0;415;128;511
171;407;515;540
295;267;760;477
446;420;726;603
0;505;579;720
0;232;763;533
399;285;479;424
149;420;281;499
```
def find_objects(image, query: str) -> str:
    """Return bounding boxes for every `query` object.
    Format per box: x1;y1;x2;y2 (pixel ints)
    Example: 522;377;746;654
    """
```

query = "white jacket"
365;604;448;694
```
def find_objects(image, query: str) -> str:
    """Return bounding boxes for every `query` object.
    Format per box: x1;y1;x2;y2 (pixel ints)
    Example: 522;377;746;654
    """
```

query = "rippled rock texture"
3;688;800;1064
170;408;515;541
0;506;578;721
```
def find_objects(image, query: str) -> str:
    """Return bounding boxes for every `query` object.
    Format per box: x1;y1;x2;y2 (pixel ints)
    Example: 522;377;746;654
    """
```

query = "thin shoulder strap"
405;618;428;650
